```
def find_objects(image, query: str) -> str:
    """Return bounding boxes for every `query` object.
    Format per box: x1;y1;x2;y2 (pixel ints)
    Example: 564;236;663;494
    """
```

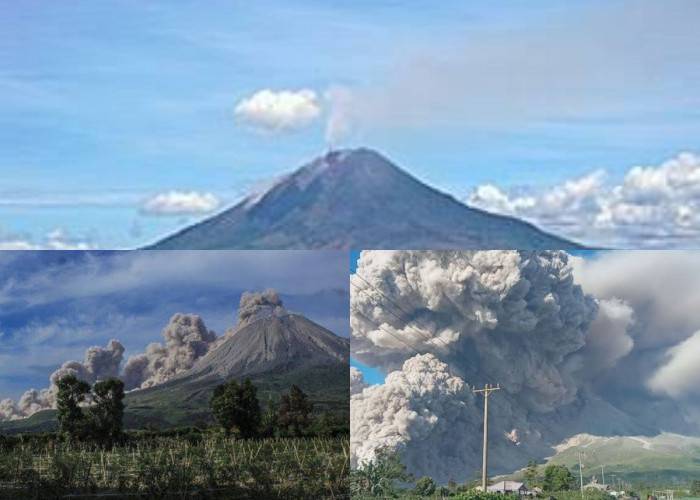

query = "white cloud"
468;152;700;248
0;228;94;250
140;191;220;216
235;88;321;132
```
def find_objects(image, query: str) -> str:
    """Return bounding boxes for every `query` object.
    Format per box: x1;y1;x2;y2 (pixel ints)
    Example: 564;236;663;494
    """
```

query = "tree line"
53;374;324;446
210;378;316;438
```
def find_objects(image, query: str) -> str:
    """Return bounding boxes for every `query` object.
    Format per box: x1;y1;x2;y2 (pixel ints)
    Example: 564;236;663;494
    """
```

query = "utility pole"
473;383;500;492
611;475;617;493
601;466;605;487
578;452;586;500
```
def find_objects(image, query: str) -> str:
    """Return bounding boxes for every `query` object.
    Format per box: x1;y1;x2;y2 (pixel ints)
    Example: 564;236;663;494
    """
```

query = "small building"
584;476;610;492
488;481;530;496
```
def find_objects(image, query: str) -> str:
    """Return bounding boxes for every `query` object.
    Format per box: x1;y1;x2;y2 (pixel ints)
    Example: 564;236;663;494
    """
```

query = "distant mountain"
0;312;349;433
147;148;583;250
506;433;700;486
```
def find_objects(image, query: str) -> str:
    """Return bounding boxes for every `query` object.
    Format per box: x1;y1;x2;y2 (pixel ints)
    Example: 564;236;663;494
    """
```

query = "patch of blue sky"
2;0;699;246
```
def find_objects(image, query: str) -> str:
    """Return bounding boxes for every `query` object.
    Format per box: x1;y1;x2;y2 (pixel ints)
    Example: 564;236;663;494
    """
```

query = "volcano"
147;148;583;249
0;311;349;433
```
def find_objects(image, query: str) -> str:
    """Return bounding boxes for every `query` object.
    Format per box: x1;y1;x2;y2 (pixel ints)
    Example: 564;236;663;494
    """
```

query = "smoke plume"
350;250;689;481
237;289;288;327
350;366;367;396
122;313;217;390
0;339;124;421
0;289;292;421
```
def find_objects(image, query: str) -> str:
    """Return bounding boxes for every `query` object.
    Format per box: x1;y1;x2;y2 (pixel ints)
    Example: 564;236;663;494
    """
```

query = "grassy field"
0;434;349;499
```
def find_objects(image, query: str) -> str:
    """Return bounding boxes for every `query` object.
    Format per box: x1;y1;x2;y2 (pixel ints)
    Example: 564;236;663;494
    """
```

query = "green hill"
506;433;700;487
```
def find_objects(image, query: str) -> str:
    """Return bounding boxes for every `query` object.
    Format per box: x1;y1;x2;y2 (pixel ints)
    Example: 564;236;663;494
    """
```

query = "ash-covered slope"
118;310;349;429
148;148;583;250
185;313;349;381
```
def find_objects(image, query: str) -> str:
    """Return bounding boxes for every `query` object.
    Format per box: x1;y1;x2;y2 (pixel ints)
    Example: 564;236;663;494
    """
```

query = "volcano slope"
0;313;349;433
147;148;583;250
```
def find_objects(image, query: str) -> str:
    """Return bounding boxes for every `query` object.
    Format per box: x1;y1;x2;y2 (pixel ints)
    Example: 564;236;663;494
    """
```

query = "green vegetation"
0;364;349;434
278;384;312;437
1;375;349;498
543;464;576;492
210;378;262;438
350;450;700;500
0;434;348;499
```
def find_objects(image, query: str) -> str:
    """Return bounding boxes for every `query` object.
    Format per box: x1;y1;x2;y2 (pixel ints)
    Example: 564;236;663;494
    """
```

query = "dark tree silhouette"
277;384;311;437
56;374;91;441
88;377;125;446
210;378;261;438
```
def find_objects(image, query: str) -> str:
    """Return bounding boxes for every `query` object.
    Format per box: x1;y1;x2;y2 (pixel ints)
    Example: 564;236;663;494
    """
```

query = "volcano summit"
148;148;583;250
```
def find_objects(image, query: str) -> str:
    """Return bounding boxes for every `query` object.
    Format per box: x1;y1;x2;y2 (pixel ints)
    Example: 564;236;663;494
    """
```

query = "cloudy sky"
0;250;349;402
2;0;699;248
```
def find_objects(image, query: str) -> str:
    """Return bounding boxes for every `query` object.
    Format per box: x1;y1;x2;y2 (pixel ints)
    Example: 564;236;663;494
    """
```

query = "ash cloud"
123;314;217;390
1;340;124;421
237;289;288;327
0;289;293;421
350;250;700;481
350;366;367;396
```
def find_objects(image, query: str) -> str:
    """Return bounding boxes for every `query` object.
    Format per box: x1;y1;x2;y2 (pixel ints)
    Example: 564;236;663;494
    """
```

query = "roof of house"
488;481;529;492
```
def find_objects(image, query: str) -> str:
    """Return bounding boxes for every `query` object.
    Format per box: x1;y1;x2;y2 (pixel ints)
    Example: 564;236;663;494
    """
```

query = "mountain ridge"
146;148;585;250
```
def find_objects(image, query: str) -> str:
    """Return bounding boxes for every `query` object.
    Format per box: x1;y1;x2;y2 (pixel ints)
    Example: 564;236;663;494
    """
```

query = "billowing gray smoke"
350;366;367;395
0;289;291;422
350;250;644;481
352;354;485;480
237;289;288;327
0;339;124;421
122;314;217;390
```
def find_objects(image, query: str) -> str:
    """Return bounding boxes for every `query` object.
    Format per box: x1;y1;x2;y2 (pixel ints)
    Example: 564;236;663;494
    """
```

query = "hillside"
147;148;583;250
506;433;700;486
0;313;349;434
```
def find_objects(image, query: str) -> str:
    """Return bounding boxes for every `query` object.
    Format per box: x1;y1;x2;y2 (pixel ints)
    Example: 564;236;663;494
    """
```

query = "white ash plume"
350;366;367;395
237;289;288;327
122;313;216;390
351;354;484;483
0;339;124;421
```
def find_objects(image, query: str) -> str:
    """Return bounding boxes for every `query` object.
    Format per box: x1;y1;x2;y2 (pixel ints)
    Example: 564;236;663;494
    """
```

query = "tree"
210;378;261;438
524;460;540;487
56;374;91;441
350;447;414;496
543;464;575;492
88;377;125;446
691;479;700;495
448;477;457;491
277;384;311;437
261;393;278;437
414;476;437;496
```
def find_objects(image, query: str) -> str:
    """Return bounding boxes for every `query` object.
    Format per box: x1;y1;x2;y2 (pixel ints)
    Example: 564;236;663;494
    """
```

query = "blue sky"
1;0;699;248
0;250;349;401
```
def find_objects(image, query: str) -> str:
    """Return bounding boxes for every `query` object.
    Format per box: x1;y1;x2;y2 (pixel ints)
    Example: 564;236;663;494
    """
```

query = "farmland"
0;434;349;499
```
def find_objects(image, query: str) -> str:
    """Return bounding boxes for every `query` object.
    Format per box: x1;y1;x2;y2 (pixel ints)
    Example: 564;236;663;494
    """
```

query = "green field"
0;434;349;499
